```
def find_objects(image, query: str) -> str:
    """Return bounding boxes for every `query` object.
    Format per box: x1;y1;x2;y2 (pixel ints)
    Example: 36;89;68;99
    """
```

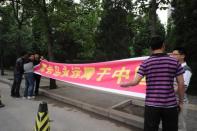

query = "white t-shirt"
174;62;192;103
182;63;192;87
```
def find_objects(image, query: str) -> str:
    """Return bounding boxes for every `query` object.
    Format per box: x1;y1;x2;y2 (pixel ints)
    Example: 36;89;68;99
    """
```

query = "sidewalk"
1;70;197;130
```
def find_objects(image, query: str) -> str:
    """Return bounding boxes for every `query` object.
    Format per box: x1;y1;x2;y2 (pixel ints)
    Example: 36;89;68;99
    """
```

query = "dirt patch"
114;102;144;117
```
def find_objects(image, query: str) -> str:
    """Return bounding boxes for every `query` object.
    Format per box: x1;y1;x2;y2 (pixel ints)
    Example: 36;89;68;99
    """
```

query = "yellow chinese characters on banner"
38;63;135;84
81;67;95;80
112;67;130;84
96;68;111;81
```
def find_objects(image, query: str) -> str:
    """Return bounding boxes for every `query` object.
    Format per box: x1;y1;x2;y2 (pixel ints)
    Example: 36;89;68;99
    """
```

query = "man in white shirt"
172;47;192;131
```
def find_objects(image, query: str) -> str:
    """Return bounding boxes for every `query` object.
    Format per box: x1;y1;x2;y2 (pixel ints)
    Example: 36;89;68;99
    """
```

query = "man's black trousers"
11;74;22;97
144;105;179;131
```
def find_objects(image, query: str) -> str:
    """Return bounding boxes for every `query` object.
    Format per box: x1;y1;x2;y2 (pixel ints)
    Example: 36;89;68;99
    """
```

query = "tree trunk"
42;0;57;89
149;0;158;37
47;28;57;89
16;24;22;57
10;0;24;57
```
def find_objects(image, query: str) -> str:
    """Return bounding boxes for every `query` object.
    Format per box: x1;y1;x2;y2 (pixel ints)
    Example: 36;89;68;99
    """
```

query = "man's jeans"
24;73;34;97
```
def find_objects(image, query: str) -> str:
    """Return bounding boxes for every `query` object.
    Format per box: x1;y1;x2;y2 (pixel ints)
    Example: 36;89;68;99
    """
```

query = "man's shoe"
15;94;21;98
27;96;31;100
11;94;15;97
0;104;5;108
15;95;21;98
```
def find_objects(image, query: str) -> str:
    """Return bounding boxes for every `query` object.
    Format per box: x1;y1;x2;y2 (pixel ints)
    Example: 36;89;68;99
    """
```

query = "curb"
40;89;144;129
0;78;12;86
0;78;143;129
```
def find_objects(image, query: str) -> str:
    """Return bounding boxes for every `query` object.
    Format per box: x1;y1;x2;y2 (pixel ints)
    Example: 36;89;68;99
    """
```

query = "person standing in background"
33;54;41;96
172;47;192;131
23;53;35;99
11;53;28;98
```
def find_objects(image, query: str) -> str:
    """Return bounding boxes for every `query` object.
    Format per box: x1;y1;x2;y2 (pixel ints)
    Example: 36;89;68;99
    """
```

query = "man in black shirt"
11;53;28;97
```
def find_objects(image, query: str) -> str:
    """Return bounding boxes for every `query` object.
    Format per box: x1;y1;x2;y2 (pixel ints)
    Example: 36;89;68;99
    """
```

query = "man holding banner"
120;36;185;131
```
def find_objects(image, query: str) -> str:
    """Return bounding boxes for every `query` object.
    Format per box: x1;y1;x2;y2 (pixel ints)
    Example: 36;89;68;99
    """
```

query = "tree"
0;7;6;75
74;0;101;60
135;0;170;36
0;4;15;75
53;0;102;61
33;0;57;89
0;2;34;70
95;0;134;61
48;0;83;62
9;0;32;56
168;0;197;94
130;13;165;57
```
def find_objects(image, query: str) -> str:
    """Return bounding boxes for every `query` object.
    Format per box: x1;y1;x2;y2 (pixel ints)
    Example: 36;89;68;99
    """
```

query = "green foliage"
130;16;150;56
130;14;165;57
0;5;33;66
64;0;101;60
168;0;197;94
1;0;164;62
31;15;48;55
95;0;134;61
29;0;102;62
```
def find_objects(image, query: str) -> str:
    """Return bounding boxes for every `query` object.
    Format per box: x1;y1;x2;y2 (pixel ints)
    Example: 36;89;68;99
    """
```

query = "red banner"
34;57;148;98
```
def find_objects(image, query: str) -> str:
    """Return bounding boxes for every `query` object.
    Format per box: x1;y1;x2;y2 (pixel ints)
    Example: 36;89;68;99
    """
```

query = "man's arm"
120;74;143;87
176;74;185;108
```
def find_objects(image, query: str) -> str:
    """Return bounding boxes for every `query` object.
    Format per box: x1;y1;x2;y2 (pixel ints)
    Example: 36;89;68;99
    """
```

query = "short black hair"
20;51;27;57
149;36;164;50
173;47;187;56
28;52;34;56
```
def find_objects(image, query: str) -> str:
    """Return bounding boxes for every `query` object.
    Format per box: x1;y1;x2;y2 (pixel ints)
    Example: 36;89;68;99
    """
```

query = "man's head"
34;54;40;60
172;47;187;63
22;53;29;60
149;36;165;51
29;53;35;61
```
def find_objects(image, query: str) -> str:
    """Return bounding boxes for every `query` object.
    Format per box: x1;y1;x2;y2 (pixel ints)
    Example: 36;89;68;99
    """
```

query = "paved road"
0;83;141;131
